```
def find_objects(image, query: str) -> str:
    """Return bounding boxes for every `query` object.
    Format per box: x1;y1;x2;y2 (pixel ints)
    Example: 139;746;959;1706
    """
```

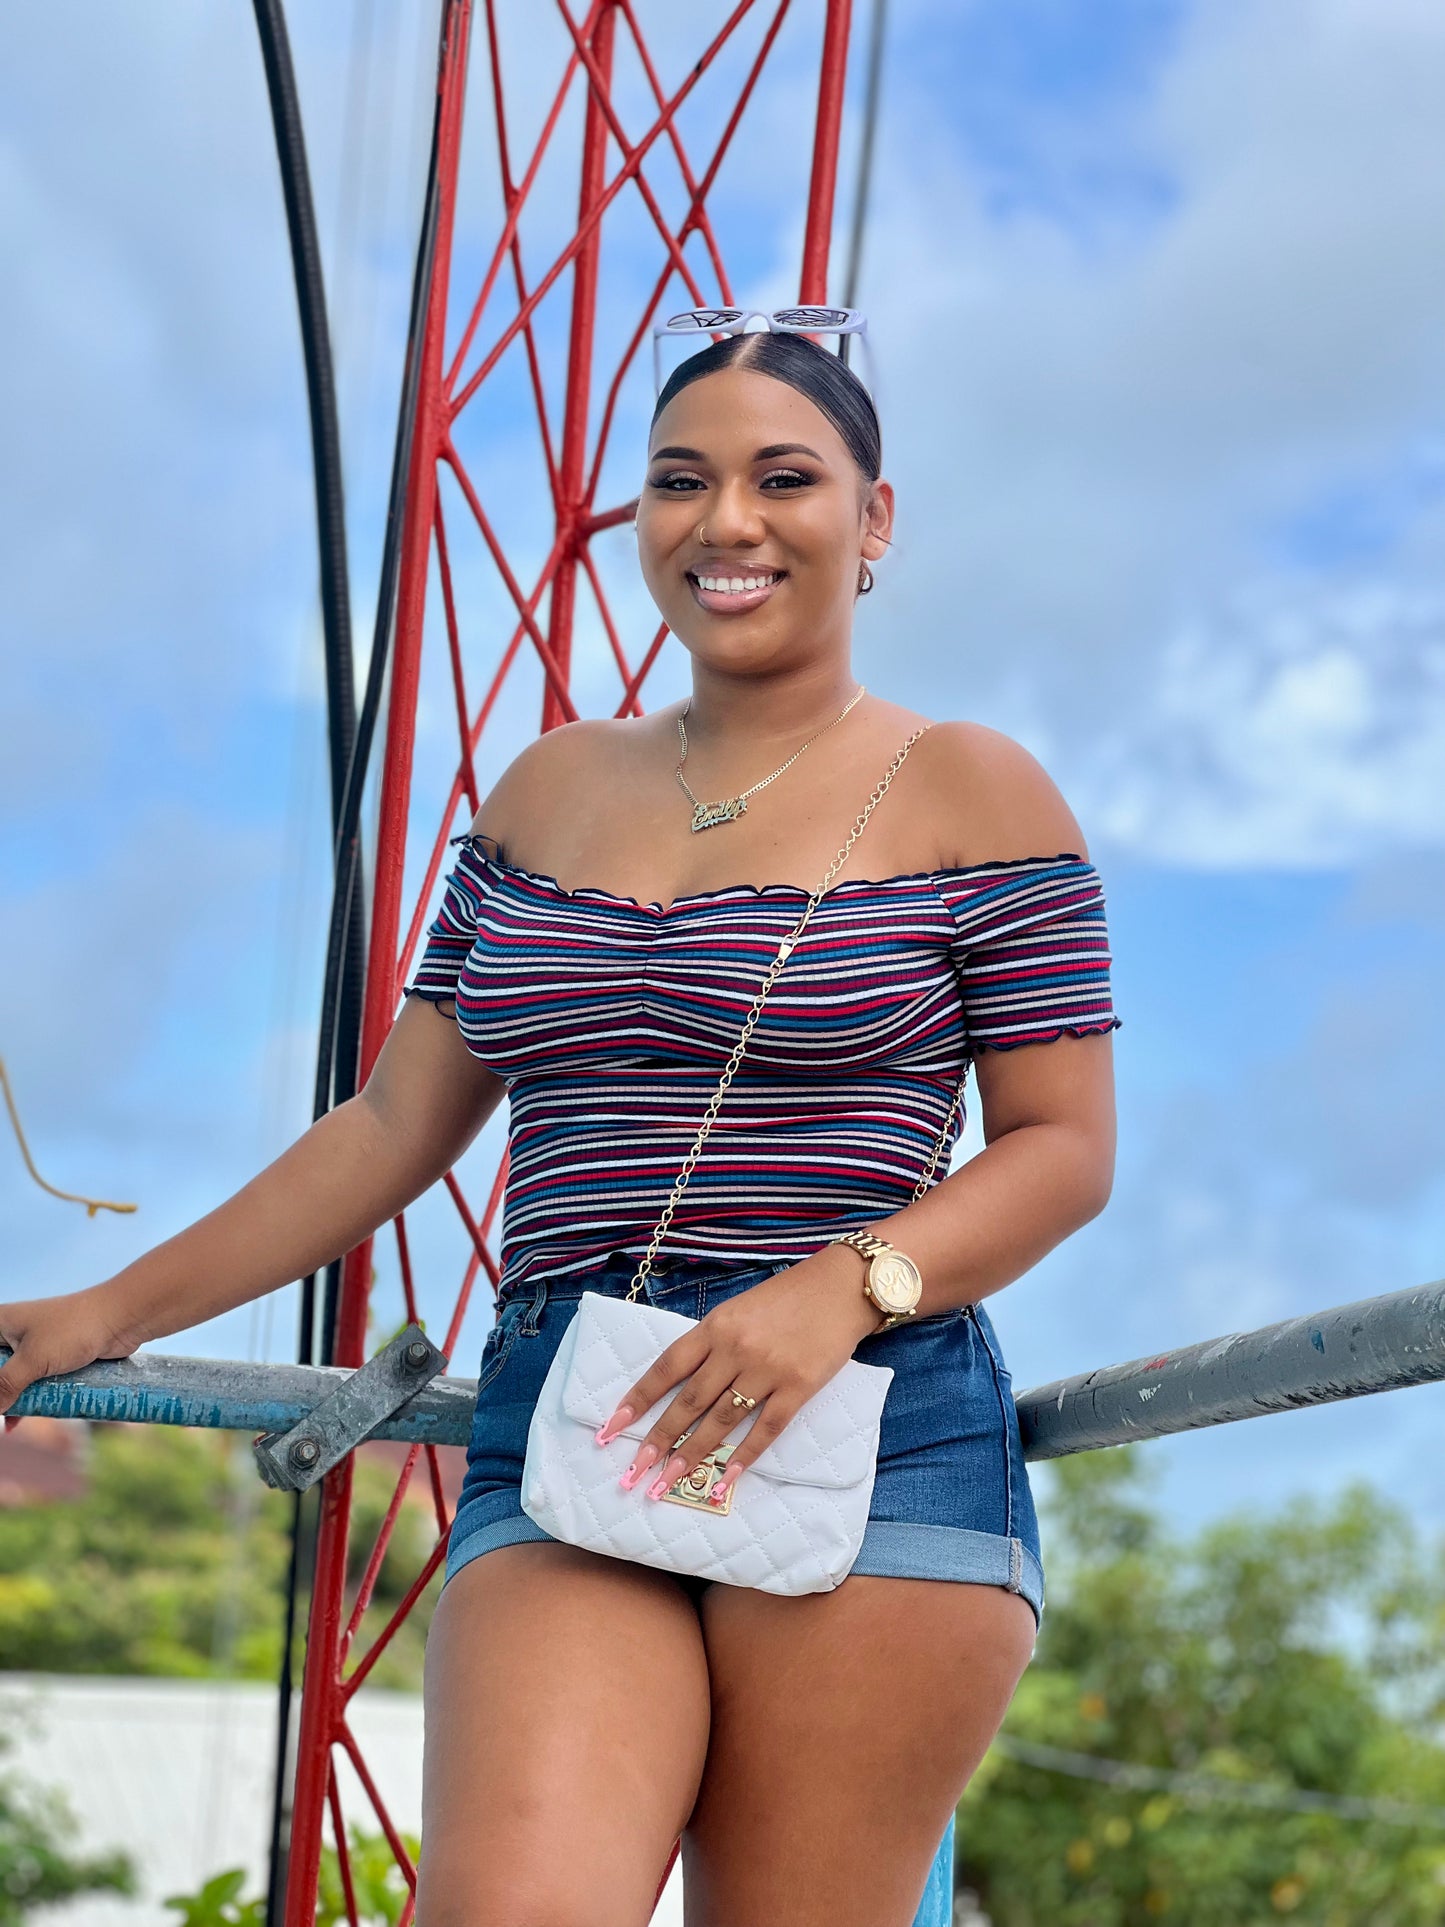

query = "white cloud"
1089;582;1445;863
858;0;1445;861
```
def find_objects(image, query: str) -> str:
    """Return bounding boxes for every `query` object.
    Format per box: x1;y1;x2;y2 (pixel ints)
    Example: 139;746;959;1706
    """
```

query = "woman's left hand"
595;1250;882;1507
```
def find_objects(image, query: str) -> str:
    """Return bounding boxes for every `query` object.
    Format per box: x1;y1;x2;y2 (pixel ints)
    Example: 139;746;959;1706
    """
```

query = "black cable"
312;0;456;1367
264;1488;309;1927
247;3;359;1920
250;4;462;1919
251;0;365;1372
841;0;888;329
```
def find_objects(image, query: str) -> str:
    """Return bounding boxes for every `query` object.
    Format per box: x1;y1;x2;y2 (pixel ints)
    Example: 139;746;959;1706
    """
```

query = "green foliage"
960;1450;1445;1925
0;1728;134;1925
162;1867;264;1927
0;1426;443;1689
0;1427;287;1679
162;1824;420;1927
316;1823;421;1927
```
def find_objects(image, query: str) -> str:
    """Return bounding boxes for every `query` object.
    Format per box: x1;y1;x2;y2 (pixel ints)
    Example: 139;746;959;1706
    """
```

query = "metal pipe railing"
2;1349;477;1445
7;1276;1444;1458
1013;1277;1445;1459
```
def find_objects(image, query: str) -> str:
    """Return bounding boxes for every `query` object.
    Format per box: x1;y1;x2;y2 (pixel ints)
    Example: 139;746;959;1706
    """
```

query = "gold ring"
729;1390;757;1411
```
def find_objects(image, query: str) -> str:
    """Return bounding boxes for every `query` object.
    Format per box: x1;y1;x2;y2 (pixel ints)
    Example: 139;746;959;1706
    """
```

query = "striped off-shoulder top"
402;834;1122;1300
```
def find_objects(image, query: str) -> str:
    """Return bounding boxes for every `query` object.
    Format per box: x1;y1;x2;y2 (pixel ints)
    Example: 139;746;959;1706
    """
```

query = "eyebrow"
648;442;826;464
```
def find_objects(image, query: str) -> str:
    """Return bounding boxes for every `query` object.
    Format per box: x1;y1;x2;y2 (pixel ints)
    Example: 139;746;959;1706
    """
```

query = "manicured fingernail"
620;1443;659;1490
648;1453;688;1500
595;1405;633;1446
708;1473;736;1505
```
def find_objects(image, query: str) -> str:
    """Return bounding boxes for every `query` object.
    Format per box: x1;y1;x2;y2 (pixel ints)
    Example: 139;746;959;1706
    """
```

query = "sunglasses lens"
664;308;747;334
771;306;856;330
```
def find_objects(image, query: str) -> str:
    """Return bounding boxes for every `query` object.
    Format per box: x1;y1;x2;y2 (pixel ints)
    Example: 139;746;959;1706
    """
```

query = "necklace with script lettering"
673;685;868;833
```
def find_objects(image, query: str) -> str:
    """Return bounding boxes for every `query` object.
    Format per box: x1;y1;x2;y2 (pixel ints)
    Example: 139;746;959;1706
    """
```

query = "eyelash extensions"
648;468;816;493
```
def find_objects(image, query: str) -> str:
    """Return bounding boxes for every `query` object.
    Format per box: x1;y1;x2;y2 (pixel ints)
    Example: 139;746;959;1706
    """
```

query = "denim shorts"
444;1250;1044;1627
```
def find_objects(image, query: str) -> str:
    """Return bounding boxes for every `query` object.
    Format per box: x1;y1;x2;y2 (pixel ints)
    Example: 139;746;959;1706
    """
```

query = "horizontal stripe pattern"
403;836;1121;1296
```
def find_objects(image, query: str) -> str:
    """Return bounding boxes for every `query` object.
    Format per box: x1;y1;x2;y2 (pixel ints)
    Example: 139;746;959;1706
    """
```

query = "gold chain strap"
627;723;968;1302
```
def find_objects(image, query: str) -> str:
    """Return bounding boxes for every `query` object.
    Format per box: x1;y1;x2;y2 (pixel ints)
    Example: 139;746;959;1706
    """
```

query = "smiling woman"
639;329;889;633
392;329;1122;1923
0;322;1121;1927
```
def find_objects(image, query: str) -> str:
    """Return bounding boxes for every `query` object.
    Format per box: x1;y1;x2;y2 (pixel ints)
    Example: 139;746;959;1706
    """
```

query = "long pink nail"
648;1454;688;1500
708;1472;737;1505
596;1405;633;1447
620;1443;659;1490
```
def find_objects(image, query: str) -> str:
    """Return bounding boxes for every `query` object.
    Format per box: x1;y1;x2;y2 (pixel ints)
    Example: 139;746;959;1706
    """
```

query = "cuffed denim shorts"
444;1250;1044;1627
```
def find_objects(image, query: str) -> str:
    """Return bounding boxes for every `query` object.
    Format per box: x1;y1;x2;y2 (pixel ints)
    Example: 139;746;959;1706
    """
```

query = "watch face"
869;1252;922;1312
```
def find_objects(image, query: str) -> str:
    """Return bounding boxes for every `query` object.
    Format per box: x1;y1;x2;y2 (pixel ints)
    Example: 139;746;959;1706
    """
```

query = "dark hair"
649;331;882;483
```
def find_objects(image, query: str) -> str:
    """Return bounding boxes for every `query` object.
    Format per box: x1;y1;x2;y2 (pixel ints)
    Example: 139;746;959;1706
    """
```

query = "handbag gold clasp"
661;1444;735;1514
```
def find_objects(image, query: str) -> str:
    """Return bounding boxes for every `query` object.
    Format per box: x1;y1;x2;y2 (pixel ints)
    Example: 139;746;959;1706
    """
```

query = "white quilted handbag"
521;1291;893;1594
518;725;969;1595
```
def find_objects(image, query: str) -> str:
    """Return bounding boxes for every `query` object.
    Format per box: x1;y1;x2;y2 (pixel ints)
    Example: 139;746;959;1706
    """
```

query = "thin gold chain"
628;723;968;1302
673;684;867;814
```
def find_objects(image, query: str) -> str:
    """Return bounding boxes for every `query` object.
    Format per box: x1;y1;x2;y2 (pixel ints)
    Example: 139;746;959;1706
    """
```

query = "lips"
686;569;786;615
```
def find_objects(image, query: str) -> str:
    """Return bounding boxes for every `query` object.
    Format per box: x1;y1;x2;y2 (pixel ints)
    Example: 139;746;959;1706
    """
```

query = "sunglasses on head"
651;305;874;400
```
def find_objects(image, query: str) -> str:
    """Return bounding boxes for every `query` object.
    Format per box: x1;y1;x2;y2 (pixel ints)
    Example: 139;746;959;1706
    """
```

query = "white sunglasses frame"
651;305;877;404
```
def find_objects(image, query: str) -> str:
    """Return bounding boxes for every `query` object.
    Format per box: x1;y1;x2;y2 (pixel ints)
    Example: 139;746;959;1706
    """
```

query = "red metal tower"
285;5;858;1919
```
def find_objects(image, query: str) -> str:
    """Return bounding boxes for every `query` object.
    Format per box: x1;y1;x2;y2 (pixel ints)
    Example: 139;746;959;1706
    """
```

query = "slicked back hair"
650;330;882;483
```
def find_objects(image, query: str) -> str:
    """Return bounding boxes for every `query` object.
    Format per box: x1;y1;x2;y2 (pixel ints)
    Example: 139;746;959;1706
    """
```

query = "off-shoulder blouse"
403;835;1122;1300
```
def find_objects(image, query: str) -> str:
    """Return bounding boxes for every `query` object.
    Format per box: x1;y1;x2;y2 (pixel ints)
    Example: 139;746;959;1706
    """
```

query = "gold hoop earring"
857;560;875;595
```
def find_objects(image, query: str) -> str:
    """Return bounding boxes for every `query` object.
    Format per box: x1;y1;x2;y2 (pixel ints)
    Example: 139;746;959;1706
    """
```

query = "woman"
0;327;1120;1925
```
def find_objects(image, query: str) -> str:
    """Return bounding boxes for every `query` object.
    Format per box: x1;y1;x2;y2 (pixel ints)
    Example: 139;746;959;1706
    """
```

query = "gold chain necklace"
674;684;868;833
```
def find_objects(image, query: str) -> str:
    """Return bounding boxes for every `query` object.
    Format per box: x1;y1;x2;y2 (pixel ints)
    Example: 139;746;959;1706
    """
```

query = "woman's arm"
0;891;521;1419
0;722;621;1410
843;721;1117;1319
807;1023;1116;1332
0;998;506;1411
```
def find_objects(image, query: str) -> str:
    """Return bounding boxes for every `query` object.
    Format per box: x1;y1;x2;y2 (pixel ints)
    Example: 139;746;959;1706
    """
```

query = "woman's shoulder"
461;716;633;850
914;718;1091;869
464;706;1090;874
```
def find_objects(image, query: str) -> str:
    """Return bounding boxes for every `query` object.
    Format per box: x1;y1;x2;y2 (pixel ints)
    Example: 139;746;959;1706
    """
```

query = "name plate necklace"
674;684;867;833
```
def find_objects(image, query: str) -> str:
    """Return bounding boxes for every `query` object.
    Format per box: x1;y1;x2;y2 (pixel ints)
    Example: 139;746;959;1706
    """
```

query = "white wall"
0;1674;686;1927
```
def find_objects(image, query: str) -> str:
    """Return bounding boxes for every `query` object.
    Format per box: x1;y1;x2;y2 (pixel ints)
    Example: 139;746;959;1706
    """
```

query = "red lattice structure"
286;4;858;1919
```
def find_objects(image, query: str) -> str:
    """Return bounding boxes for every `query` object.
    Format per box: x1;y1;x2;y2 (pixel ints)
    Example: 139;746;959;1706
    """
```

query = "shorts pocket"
857;1304;968;1348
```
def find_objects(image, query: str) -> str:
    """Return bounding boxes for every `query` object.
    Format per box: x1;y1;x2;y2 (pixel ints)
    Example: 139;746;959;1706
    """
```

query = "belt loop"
521;1274;550;1335
639;1250;672;1307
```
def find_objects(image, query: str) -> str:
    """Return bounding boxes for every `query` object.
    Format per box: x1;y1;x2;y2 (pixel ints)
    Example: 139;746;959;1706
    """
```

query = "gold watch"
828;1228;924;1331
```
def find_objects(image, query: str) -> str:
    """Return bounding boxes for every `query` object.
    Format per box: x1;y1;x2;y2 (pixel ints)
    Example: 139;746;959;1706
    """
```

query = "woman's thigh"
419;1540;712;1927
682;1573;1037;1927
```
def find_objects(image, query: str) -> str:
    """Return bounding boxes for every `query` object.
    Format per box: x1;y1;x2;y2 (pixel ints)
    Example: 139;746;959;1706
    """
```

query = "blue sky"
2;0;1443;1543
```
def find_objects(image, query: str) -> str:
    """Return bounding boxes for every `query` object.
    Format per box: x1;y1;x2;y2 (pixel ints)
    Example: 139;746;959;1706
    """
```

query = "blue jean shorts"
445;1250;1044;1627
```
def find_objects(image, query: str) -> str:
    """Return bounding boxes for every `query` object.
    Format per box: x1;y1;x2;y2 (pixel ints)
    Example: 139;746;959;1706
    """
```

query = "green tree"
163;1824;420;1927
960;1450;1445;1925
0;1726;134;1924
316;1822;422;1927
162;1867;263;1927
0;1426;442;1689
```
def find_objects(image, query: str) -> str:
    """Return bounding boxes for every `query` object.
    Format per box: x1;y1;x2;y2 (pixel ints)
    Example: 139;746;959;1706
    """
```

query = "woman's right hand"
0;1284;145;1415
